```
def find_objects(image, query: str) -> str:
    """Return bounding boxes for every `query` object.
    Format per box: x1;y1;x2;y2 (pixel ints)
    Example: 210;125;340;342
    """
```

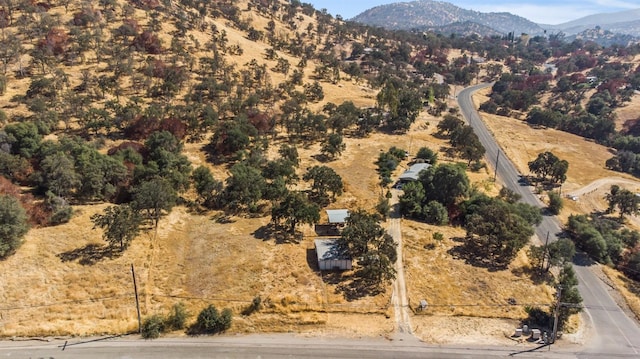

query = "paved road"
0;335;598;358
458;83;640;356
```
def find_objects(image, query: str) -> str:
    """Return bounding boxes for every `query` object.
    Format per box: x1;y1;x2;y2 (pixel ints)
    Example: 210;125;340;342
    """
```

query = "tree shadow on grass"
511;264;555;285
57;243;122;265
252;224;302;244
447;237;508;272
312;153;333;163
336;277;385;301
319;271;384;301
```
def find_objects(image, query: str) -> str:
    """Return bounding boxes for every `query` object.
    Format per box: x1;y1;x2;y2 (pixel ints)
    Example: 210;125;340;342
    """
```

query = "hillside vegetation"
0;0;639;341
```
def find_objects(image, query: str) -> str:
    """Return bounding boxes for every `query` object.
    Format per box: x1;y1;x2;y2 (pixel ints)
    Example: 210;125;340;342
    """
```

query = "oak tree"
91;204;142;251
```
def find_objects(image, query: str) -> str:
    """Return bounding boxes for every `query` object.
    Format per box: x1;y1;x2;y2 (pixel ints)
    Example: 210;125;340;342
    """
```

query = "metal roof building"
326;209;349;224
314;239;352;271
399;163;431;182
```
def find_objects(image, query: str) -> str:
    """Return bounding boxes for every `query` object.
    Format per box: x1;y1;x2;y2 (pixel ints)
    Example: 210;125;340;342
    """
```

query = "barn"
315;238;352;271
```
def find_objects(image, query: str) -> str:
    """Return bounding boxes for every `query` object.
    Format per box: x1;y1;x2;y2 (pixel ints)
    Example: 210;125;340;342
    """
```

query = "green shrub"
415;147;437;165
193;304;232;334
547;191;563;215
46;192;73;225
166;302;189;330
423;201;448;225
388;146;407;160
523;306;552;330
141;314;166;339
0;195;29;259
242;296;262;316
469;160;485;172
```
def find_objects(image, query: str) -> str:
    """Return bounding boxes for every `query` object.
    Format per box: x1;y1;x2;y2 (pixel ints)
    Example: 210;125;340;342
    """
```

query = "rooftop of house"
399;163;431;182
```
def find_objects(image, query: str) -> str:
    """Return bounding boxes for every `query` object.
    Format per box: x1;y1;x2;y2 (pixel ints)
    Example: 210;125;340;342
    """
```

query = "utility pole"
131;264;142;334
494;150;500;182
552;286;562;344
541;231;550;272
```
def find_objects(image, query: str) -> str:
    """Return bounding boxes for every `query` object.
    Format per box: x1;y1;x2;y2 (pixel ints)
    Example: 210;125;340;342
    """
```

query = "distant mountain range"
351;0;640;45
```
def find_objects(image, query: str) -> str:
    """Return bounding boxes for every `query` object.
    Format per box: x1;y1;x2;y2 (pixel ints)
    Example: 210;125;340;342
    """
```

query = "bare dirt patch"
412;316;519;345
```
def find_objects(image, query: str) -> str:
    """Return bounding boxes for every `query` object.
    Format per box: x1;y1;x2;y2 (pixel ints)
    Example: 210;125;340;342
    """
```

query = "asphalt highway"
458;83;640;357
0;335;608;358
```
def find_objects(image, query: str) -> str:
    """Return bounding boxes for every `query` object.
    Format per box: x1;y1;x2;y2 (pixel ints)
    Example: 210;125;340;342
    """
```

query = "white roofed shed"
315;239;352;271
326;209;349;224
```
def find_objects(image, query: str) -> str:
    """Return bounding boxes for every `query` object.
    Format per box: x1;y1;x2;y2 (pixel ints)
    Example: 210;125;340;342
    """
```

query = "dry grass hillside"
0;0;391;337
1;106;556;341
0;0;638;344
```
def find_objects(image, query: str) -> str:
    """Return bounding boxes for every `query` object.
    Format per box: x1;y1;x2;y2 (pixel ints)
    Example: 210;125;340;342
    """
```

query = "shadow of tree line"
322;271;385;301
252;223;303;244
57;243;122;265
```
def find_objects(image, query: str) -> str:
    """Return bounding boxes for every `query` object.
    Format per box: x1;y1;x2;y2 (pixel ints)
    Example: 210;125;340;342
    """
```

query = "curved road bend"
458;83;640;356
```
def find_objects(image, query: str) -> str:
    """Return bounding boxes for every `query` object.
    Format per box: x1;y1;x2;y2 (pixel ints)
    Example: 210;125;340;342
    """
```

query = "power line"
414;302;554;308
151;294;255;304
0;294;132;311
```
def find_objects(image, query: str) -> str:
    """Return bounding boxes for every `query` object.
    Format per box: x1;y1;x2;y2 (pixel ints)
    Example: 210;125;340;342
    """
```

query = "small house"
399;163;431;182
315;238;352;271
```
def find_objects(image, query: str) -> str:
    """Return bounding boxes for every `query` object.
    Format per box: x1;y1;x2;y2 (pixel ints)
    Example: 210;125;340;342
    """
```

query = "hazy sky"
307;0;640;25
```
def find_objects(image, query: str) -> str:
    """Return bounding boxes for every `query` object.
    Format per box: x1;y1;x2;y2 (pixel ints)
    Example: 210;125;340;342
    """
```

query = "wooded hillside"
1;0;639;339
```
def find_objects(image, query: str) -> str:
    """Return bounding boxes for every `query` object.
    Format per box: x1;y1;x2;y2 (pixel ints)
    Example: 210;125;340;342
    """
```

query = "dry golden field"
1;0;639;345
0;104;556;342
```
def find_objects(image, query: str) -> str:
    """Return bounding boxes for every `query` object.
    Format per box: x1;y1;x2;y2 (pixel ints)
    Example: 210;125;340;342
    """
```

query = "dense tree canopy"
271;191;320;235
419;163;470;207
303;165;343;206
463;196;539;267
132;177;177;227
527;151;569;185
605;185;640;220
399;163;471;221
223;162;266;212
0;195;29;259
340;210;397;285
565;214;638;265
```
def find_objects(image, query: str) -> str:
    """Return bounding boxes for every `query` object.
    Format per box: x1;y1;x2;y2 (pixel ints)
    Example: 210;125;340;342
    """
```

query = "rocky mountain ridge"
352;0;640;44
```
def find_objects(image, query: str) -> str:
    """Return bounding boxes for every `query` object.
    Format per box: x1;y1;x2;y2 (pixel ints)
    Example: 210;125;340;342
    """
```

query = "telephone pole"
552;286;562;344
131;264;142;334
541;231;550;272
494;150;501;181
